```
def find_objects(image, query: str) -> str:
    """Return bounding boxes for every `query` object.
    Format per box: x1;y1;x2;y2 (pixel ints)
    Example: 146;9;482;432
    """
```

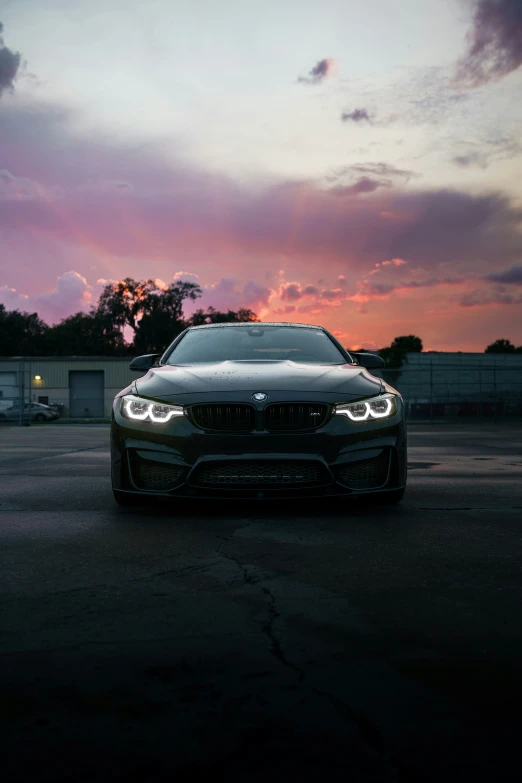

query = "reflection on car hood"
135;360;382;400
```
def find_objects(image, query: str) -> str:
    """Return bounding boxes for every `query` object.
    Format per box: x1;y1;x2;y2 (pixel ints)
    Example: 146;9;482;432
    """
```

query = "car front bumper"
111;394;407;500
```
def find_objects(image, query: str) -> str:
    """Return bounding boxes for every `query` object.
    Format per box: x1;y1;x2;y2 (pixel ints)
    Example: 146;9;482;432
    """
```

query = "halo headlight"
121;394;185;424
334;393;397;422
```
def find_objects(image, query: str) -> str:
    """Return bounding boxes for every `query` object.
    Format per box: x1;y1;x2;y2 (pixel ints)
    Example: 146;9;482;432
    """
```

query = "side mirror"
351;351;384;369
129;354;161;372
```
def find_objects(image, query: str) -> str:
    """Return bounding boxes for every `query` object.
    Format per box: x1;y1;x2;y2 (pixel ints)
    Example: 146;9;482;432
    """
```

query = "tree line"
0;278;257;356
372;335;522;367
0;281;521;358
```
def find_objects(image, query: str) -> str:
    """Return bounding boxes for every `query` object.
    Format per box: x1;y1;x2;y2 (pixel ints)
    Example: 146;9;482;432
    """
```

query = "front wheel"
374;488;405;505
113;489;149;507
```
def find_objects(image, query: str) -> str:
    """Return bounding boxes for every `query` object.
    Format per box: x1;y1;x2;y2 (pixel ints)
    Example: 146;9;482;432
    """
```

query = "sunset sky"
1;0;521;351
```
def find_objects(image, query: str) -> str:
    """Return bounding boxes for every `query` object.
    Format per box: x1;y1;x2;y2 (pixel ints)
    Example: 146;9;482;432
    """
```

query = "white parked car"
0;402;60;422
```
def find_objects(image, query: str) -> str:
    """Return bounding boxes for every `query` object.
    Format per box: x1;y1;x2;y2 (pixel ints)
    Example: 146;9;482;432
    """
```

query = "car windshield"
165;326;347;365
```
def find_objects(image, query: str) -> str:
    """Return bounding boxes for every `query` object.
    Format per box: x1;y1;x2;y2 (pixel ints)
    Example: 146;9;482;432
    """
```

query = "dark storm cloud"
0;22;21;97
331;177;392;196
350;163;418;181
485;264;522;283
459;287;520;306
359;277;463;298
326;162;419;185
454;0;522;87
448;136;521;169
279;282;320;301
297;58;338;85
452;152;489;168
341;108;371;123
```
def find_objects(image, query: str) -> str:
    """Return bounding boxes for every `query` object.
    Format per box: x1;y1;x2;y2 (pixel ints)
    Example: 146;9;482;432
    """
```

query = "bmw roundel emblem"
252;392;268;402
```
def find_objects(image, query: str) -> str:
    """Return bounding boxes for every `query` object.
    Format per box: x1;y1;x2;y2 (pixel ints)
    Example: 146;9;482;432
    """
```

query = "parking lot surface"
1;423;521;781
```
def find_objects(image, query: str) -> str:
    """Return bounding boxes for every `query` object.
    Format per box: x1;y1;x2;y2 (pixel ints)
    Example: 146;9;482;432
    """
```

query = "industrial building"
1;352;521;420
0;357;135;418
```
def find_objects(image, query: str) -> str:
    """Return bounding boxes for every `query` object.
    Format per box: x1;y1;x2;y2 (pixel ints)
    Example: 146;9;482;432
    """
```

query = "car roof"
187;322;325;331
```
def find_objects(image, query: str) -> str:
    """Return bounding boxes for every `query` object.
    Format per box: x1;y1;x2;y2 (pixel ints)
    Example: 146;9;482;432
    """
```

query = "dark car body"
111;323;407;505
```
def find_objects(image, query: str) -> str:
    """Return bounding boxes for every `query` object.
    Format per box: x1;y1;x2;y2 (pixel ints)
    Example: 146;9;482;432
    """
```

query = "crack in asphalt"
216;538;411;780
260;584;305;682
136;562;213;582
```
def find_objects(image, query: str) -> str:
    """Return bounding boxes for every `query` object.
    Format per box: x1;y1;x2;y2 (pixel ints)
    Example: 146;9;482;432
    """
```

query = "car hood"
134;360;383;402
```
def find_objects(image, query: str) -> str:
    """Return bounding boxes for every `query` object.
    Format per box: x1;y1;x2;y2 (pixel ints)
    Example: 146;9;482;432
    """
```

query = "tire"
113;489;148;507
34;414;46;422
374;488;405;505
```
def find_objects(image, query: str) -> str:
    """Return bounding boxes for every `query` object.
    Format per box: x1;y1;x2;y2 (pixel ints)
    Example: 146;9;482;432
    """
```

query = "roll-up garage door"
69;370;104;417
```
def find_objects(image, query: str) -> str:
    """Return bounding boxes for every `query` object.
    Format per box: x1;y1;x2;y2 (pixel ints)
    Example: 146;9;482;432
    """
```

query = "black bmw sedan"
111;322;406;506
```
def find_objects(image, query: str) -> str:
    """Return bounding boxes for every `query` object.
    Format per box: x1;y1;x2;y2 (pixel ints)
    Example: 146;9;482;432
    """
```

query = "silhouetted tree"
96;278;167;331
188;306;258;326
133;310;187;355
0;305;48;356
44;312;128;356
0;291;260;356
485;339;522;354
135;305;259;353
95;278;203;353
379;334;423;368
132;280;203;353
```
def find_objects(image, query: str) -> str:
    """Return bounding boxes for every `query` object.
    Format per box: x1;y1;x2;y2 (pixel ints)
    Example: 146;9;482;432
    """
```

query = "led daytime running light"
122;394;184;423
334;394;395;421
368;398;393;418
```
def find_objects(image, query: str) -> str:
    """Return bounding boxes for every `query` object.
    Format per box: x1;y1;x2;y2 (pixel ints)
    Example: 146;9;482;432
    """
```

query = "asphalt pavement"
1;423;521;782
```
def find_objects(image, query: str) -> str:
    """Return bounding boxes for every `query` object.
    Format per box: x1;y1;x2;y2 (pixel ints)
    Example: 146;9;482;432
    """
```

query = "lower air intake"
131;456;184;491
193;460;328;488
337;451;390;490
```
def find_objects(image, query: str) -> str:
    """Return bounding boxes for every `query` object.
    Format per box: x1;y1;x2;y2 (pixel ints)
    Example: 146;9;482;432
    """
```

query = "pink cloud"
1;100;522;349
279;282;320;302
353;276;465;303
459;286;522;307
277;281;349;308
2;102;521;292
174;274;272;316
319;288;346;303
0;271;115;324
0;285;30;311
382;258;407;266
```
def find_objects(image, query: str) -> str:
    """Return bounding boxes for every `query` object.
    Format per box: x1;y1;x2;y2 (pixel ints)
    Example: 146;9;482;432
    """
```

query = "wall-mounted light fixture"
34;375;42;381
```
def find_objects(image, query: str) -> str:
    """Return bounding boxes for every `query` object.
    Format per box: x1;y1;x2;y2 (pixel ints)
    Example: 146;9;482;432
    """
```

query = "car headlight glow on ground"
121;394;185;423
334;393;397;422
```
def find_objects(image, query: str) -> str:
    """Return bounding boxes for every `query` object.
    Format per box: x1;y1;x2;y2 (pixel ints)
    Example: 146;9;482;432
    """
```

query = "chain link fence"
380;364;522;422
